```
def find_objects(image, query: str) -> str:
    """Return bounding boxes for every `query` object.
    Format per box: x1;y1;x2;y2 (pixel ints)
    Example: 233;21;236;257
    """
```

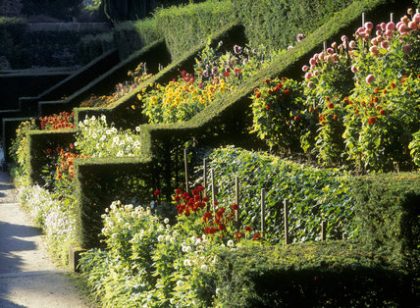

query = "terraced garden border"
67;0;413;249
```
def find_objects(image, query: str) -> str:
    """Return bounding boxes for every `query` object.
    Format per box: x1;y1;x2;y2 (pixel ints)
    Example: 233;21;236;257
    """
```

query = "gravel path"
0;172;89;308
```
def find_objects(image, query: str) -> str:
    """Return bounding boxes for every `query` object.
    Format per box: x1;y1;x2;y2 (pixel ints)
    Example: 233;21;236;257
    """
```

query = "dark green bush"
214;241;415;307
155;0;235;59
0;17;29;68
78;32;115;64
348;173;420;273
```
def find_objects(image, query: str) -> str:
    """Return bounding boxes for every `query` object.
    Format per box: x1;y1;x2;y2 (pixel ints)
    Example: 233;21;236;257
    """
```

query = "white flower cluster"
76;115;143;158
18;185;57;227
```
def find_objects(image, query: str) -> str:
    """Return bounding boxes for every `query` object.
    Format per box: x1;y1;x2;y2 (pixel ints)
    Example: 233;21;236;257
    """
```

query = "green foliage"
113;18;161;58
214;241;415;307
409;130;420;168
155;0;235;59
208;147;353;242
250;77;306;153
78;32;114;64
9;120;37;179
232;0;355;50
348;173;420;272
18;184;78;266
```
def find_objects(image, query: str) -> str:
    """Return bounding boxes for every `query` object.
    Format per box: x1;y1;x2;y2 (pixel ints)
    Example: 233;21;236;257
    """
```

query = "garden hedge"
74;22;246;127
348;173;420;275
155;0;235;59
38;39;171;116
113;18;161;59
78;32;115;64
69;0;414;249
0;17;28;68
27;130;76;185
214;241;416;307
0;70;70;111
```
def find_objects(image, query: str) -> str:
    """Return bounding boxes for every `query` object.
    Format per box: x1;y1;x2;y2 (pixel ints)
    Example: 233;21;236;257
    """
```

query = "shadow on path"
0;221;41;274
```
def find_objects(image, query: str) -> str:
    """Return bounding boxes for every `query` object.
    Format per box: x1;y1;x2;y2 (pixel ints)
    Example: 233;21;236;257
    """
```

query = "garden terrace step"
0;49;119;135
73;22;247;128
38;40;171;116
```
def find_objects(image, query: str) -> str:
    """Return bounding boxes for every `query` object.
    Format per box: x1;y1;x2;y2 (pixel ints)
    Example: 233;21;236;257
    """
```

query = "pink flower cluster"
302;10;419;88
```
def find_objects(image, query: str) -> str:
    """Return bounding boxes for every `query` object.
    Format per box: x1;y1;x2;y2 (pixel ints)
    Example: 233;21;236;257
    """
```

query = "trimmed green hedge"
214;241;415;307
78;32;115;64
74;22;246;127
113;18;162;59
0;17;28;68
155;0;235;59
349;173;420;274
232;0;354;50
27;130;76;185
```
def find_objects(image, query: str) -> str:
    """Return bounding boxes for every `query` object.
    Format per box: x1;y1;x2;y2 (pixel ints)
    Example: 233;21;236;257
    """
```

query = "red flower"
380;109;385;115
234;232;244;240
252;232;262;240
283;89;290;95
328;103;334;109
265;104;271;111
244;226;252;232
202;211;212;222
230;203;239;211
255;90;261;98
153;189;160;197
293;115;301;122
223;70;230;77
368;116;377;125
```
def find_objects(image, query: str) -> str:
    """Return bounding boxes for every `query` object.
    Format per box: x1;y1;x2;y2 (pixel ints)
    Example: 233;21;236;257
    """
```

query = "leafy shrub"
409;130;420;168
251;12;420;171
207;146;353;242
250;77;306;153
9;120;37;179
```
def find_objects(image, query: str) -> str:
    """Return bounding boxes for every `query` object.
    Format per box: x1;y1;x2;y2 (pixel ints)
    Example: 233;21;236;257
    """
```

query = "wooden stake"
235;176;240;231
210;169;216;212
283;199;289;244
183;148;189;193
390;13;394;23
203;158;209;211
321;220;327;241
362;12;365;26
323;41;327;51
261;188;266;238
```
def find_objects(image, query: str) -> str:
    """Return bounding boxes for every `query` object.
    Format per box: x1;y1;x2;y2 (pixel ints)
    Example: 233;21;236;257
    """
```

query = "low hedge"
155;0;235;59
27;130;76;185
214;241;415;307
349;173;420;273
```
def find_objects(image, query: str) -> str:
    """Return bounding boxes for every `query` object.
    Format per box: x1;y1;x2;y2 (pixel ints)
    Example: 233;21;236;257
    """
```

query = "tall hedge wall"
155;0;235;59
113;18;161;59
